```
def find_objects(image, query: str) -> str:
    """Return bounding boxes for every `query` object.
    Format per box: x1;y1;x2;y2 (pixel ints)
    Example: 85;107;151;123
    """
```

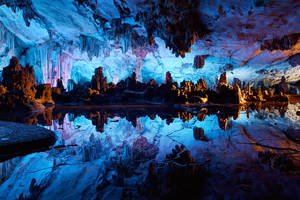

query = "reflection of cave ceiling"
0;0;299;86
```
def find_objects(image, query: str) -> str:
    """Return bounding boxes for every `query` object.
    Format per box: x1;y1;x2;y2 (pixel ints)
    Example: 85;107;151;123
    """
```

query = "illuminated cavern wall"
0;0;299;88
0;20;225;88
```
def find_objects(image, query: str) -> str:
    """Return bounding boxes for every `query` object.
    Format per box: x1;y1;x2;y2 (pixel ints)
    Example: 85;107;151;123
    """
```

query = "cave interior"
1;0;300;199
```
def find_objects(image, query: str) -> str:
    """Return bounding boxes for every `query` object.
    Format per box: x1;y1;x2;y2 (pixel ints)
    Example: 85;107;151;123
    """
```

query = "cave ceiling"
0;0;299;86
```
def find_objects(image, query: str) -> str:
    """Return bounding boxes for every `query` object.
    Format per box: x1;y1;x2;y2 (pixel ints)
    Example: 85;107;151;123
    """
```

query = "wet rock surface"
0;120;56;161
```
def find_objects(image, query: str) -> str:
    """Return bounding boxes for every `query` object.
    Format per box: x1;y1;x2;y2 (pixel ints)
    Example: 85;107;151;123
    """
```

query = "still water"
1;104;300;199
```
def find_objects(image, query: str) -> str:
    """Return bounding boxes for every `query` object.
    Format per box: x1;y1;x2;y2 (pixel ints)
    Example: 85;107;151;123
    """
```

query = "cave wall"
0;0;299;88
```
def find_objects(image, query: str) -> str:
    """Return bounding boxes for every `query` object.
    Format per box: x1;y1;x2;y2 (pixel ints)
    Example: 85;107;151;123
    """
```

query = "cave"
1;0;300;199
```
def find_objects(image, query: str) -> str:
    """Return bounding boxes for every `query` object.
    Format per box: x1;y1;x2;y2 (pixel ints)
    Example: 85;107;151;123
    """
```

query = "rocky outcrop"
2;57;36;98
0;120;56;161
0;57;294;109
288;53;300;67
193;127;208;141
139;0;208;57
35;84;54;105
195;79;208;91
0;84;7;96
218;72;228;86
67;79;76;91
0;57;43;110
165;71;173;85
132;136;159;161
91;67;108;92
261;33;300;51
194;55;205;69
56;79;65;92
233;78;242;88
0;0;39;26
278;76;289;94
0;57;57;110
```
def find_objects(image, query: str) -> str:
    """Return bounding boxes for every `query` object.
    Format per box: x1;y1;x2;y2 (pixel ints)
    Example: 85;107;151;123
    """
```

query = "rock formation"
91;67;107;92
288;53;300;67
35;84;54;105
2;57;36;98
194;55;205;69
218;72;228;86
165;71;173;85
0;57;295;110
278;76;289;94
193;127;208;141
0;57;43;110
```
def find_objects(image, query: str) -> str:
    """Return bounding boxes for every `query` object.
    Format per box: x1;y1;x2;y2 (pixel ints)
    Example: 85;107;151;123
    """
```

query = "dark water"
1;104;300;199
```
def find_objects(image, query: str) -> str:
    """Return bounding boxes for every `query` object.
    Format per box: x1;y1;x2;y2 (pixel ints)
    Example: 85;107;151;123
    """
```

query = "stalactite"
0;23;16;68
79;35;108;59
133;47;148;82
136;117;144;134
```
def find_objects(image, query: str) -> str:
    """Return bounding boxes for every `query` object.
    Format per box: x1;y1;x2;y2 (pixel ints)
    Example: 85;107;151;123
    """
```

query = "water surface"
1;104;300;199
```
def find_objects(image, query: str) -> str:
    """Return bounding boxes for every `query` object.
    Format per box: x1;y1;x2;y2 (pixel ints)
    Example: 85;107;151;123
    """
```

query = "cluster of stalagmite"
0;57;294;111
0;57;54;110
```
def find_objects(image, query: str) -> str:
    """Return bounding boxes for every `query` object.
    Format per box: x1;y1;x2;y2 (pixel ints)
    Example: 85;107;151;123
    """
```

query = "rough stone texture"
0;57;45;111
56;79;65;92
195;79;207;91
288;53;300;67
279;76;289;94
261;33;300;51
194;55;205;69
0;120;56;161
211;72;241;104
233;78;242;88
67;79;76;91
193;127;208;141
132;136;159;160
91;67;107;92
286;127;300;142
35;84;54;104
0;0;39;26
2;57;36;98
219;72;228;86
139;0;208;57
0;83;7;95
165;71;173;85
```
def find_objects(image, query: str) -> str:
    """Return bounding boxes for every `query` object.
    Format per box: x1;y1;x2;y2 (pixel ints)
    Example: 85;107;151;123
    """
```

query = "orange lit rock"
0;84;7;96
35;84;54;105
219;72;228;86
2;57;36;98
195;79;208;91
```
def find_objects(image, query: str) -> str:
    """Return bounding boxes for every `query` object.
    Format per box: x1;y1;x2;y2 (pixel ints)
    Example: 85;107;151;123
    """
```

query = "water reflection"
1;103;300;199
0;103;292;132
